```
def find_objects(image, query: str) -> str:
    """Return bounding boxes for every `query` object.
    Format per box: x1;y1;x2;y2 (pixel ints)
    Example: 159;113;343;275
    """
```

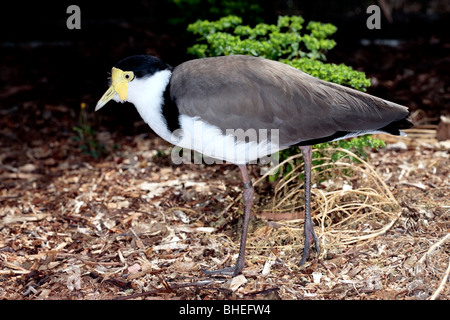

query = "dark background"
1;0;449;137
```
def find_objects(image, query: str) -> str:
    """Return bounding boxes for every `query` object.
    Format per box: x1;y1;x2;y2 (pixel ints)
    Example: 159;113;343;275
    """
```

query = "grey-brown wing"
170;55;409;146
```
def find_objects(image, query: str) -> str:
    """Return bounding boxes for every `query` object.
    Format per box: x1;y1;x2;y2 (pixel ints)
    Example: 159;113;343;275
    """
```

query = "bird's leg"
298;145;319;266
202;165;253;276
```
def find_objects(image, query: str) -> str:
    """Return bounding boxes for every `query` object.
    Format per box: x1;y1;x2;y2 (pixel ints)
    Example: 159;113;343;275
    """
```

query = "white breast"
174;115;282;164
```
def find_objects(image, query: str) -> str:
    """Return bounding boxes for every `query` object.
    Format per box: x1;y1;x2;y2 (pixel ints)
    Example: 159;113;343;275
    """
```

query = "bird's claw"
298;219;319;266
201;266;240;277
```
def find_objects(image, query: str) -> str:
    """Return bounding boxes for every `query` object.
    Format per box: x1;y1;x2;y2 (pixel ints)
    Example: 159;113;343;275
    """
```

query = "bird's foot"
201;266;240;277
298;220;319;266
201;257;245;277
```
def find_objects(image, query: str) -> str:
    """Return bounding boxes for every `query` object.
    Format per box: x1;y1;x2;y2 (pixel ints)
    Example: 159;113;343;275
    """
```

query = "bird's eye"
124;72;134;81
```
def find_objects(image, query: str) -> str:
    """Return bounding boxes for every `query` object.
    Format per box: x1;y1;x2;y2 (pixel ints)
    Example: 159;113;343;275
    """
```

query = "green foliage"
187;15;385;181
187;16;336;62
268;136;386;182
72;103;105;159
285;135;385;182
315;135;386;163
283;59;371;92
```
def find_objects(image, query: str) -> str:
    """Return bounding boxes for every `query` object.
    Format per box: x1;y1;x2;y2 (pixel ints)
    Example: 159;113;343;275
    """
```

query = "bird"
96;54;412;276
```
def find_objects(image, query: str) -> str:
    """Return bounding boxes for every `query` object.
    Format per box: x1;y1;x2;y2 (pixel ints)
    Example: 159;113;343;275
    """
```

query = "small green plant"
270;136;386;182
72;102;105;159
187;15;385;181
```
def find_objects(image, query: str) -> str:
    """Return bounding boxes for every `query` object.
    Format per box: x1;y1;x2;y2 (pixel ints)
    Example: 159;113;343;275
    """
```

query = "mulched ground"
0;110;448;299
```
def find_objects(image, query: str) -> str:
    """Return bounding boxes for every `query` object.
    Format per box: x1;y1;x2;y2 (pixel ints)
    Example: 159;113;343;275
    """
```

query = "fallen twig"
429;258;450;300
418;233;450;265
113;279;226;300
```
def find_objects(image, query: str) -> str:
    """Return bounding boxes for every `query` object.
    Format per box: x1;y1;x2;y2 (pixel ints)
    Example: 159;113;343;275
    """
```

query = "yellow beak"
95;67;133;111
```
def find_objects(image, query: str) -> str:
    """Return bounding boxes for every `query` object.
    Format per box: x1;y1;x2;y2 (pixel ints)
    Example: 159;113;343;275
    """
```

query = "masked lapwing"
96;54;412;276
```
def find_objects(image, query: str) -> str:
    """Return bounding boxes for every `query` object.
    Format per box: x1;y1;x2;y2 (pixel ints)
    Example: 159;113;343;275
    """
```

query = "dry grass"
260;147;401;245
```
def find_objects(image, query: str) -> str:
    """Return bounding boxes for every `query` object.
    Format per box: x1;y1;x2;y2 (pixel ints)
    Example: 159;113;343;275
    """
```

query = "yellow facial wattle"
111;67;134;100
95;67;134;111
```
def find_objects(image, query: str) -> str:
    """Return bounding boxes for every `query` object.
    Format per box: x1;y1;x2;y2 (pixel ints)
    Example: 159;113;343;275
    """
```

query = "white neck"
126;69;173;141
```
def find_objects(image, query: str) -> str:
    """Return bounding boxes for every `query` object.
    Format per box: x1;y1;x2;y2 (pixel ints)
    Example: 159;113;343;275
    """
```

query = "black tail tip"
380;117;414;135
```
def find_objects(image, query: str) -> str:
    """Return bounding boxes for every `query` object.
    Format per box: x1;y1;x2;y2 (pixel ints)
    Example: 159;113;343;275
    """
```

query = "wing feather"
170;55;409;146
